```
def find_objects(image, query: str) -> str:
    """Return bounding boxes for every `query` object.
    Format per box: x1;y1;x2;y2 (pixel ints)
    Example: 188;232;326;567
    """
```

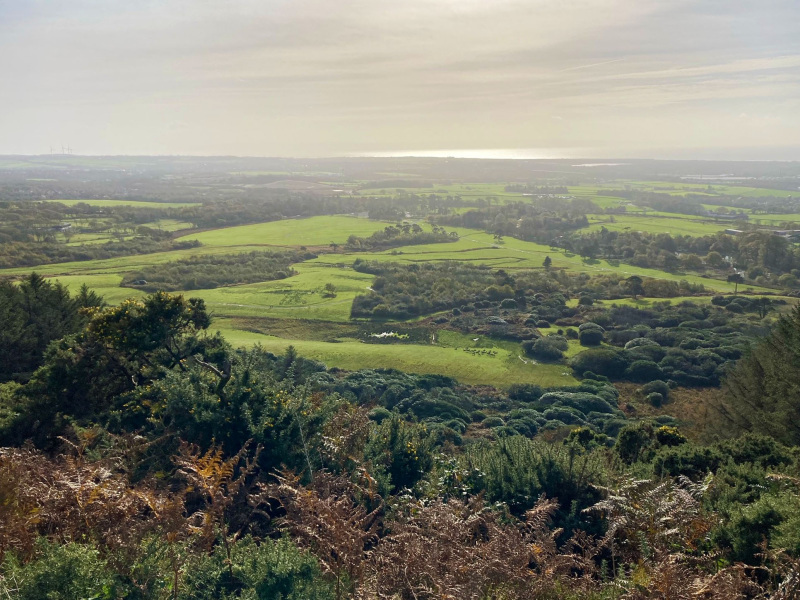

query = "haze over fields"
2;0;800;159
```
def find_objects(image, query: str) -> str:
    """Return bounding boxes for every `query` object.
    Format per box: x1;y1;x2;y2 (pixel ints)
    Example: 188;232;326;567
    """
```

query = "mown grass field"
177;215;388;248
44;199;201;208
585;214;729;236
215;317;576;387
1;211;785;387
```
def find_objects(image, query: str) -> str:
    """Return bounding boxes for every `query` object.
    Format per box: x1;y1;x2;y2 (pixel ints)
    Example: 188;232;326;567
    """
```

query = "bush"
571;349;629;379
578;323;605;346
470;410;488;422
565;328;579;339
177;536;335;600
647;392;664;407
654;425;687;446
642;379;670;400
626;360;665;382
368;407;393;423
0;540;123;600
527;338;563;361
545;334;569;351
579;329;604;346
500;298;518;309
482;416;505;428
536;319;550;328
625;337;660;350
507;383;543;402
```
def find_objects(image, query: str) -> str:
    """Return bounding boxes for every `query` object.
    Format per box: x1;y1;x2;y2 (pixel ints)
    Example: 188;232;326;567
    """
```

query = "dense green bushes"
121;249;310;292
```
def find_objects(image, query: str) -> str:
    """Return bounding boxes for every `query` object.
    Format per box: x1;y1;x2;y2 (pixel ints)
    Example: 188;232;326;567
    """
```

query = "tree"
543;255;552;270
5;292;224;446
625;275;644;299
727;273;745;295
706;251;726;269
0;274;94;383
717;305;800;446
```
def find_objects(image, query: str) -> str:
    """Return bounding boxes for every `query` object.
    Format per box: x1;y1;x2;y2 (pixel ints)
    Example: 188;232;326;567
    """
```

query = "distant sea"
354;146;800;162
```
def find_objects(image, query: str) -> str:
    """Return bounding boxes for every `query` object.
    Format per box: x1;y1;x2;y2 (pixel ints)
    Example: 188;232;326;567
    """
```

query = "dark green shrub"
368;407;393;423
642;379;670;399
528;338;563;361
647;392;664;407
178;536;335;600
626;360;665;382
579;329;604;346
482;416;505;428
470;410;488;422
571;349;628;379
0;540;123;600
500;298;518;309
507;383;544;402
545;334;569;351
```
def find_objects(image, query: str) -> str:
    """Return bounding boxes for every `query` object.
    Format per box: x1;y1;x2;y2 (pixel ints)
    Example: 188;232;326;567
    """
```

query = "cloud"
0;0;798;156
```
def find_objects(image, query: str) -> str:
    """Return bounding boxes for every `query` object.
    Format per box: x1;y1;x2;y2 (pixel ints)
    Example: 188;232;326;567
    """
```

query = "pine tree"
717;305;800;445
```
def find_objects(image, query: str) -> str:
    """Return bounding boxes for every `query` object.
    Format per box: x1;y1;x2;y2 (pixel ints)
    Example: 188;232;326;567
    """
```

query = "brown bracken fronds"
0;445;161;564
364;494;599;600
270;470;382;600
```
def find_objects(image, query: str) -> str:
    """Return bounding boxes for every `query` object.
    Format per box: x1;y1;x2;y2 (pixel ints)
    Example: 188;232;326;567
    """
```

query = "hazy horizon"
2;1;799;159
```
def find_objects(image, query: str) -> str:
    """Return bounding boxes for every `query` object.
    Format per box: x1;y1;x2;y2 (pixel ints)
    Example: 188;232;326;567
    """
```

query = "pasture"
44;199;200;208
0;210;783;387
214;317;576;388
177;215;388;248
585;214;729;237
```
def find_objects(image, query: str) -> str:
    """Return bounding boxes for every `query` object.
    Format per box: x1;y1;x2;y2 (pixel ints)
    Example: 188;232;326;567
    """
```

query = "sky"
1;0;799;159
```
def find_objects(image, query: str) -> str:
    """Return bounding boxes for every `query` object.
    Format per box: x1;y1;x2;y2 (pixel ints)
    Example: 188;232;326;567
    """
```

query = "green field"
44;199;201;208
215;318;576;387
585;214;729;236
177;215;388;248
0;211;781;387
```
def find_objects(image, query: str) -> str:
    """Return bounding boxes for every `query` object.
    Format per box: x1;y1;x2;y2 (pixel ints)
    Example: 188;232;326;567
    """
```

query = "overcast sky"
1;0;799;158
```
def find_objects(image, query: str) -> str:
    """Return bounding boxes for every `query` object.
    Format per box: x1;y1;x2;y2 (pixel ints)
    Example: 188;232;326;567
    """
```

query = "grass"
44;199;200;208
0;212;783;387
194;264;374;322
584;181;799;199
176;215;389;248
215;317;576;388
585;214;728;236
311;226;771;294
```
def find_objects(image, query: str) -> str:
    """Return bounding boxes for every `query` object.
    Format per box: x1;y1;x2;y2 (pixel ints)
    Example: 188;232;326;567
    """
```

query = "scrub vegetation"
3;158;800;597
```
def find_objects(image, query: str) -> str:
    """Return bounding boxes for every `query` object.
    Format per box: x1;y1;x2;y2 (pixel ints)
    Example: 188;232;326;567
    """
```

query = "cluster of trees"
121;249;312;292
0;237;201;269
439;200;594;244
565;299;771;387
504;184;569;194
345;223;457;251
350;261;505;319
2;286;800;597
560;228;800;285
604;187;800;216
0;274;104;382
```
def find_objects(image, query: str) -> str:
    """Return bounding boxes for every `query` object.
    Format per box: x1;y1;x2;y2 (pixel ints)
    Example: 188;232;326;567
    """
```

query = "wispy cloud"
0;0;798;156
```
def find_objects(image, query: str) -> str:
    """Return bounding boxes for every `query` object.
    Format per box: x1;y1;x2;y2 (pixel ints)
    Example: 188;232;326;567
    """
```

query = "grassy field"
215;318;576;388
44;199;200;208
586;181;799;199
585;214;729;236
1;212;782;387
194;264;374;322
311;226;769;294
177;215;388;248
